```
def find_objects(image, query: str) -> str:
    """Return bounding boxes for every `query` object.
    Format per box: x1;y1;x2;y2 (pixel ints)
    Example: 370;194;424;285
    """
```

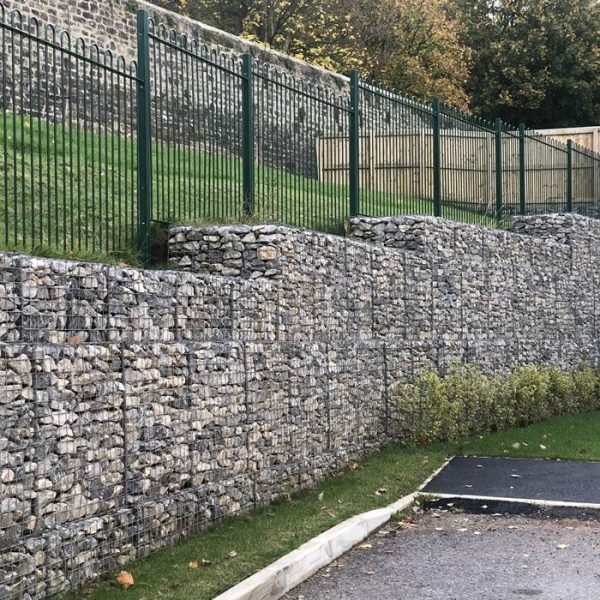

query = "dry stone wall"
1;213;600;598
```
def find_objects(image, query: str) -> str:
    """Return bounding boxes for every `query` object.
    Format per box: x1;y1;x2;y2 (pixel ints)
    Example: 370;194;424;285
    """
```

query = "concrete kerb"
213;458;453;600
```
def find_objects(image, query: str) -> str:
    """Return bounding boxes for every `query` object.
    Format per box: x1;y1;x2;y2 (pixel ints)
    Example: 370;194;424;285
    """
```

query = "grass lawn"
67;411;600;600
0;112;497;263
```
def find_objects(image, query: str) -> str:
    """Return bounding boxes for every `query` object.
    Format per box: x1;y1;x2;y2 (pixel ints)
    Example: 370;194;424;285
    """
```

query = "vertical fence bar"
349;70;360;217
242;53;254;216
495;117;503;222
432;98;442;218
519;123;526;215
567;139;573;212
136;9;152;265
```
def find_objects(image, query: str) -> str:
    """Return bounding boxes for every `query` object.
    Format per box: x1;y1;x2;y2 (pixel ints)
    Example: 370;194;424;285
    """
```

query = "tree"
350;0;471;108
154;0;362;72
448;0;600;127
152;0;470;103
240;0;362;71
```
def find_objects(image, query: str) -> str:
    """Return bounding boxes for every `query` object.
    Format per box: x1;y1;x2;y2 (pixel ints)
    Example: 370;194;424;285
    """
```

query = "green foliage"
351;0;471;108
448;0;600;127
156;0;469;106
153;0;600;127
392;364;600;445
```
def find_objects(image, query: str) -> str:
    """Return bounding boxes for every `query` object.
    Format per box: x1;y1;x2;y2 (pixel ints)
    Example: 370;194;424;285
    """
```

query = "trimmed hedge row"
391;365;600;445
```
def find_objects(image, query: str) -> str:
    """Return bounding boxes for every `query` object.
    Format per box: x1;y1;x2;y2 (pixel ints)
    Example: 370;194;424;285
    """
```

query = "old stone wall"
2;213;599;598
2;0;425;187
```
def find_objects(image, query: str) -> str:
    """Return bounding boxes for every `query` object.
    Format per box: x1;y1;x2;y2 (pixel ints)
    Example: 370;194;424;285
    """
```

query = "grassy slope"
69;411;600;600
0;112;496;262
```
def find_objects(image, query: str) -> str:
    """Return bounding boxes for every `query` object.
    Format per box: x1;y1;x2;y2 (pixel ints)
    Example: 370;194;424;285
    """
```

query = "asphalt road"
283;510;600;600
422;456;600;504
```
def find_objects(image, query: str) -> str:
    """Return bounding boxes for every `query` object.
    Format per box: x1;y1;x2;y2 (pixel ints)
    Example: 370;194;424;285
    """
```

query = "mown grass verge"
1;112;497;264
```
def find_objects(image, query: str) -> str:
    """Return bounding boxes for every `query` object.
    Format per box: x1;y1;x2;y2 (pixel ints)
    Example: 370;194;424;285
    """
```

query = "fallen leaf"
188;561;199;569
318;492;324;502
510;474;522;479
511;442;521;449
473;531;482;535
358;543;373;549
116;571;134;589
375;487;388;496
457;528;468;532
350;463;359;471
435;527;444;531
326;510;337;518
540;444;547;450
228;551;238;559
67;334;85;347
557;544;570;550
201;559;212;566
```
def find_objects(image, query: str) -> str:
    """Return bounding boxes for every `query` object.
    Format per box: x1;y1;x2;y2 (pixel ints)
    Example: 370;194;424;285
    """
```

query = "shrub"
391;364;600;445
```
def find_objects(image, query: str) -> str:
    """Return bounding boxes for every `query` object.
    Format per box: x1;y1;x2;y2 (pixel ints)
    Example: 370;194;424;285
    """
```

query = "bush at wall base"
391;364;600;445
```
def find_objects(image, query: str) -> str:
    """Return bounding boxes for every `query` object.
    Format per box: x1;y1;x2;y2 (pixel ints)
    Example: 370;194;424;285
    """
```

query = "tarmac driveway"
283;508;600;600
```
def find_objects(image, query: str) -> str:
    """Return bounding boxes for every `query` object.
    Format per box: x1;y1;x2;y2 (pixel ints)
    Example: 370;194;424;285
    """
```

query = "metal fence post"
136;9;152;266
567;139;573;212
349;70;360;218
242;53;255;216
432;98;442;218
519;123;526;215
495;117;503;223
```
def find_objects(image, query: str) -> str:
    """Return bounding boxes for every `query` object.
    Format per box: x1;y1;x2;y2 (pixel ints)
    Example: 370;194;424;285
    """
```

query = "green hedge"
391;365;600;445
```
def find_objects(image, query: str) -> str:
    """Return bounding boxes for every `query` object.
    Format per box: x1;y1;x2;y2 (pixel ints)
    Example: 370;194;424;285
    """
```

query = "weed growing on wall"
391;364;600;445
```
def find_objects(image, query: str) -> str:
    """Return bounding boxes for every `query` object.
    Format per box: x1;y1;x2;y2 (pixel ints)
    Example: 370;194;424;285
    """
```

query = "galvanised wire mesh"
148;20;244;225
0;5;139;256
0;251;398;598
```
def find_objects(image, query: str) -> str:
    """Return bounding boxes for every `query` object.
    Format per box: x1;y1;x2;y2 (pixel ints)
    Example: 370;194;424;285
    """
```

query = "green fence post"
242;54;255;216
136;9;152;266
432;98;442;218
567;139;573;212
495;117;503;223
349;70;360;218
519;123;526;215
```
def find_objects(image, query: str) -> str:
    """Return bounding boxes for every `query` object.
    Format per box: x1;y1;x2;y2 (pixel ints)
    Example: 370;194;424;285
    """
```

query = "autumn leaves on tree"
156;0;600;128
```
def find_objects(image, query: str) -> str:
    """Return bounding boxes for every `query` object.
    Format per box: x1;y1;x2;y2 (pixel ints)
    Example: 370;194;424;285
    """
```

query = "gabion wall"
1;213;599;598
